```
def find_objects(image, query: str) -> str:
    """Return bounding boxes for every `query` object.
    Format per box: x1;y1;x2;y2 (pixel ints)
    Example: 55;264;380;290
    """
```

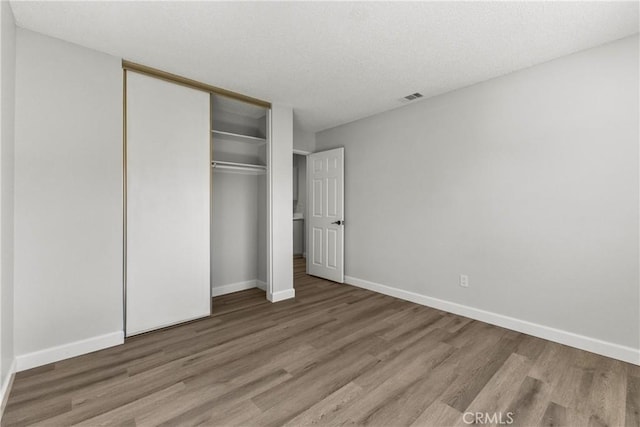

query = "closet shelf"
211;129;266;144
212;160;267;175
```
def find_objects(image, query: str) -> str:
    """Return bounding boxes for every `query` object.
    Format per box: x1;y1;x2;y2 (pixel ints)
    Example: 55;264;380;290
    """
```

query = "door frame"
292;150;311;262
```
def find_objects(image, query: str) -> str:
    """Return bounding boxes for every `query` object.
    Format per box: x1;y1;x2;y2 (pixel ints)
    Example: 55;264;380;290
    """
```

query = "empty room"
0;1;638;426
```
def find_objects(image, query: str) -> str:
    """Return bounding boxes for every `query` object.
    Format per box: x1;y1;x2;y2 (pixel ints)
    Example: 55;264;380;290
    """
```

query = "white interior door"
126;71;211;336
307;148;344;282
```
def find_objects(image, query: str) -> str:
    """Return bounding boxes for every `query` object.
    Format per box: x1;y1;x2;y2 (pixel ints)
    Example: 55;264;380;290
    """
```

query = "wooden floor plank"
2;257;635;427
540;401;568;427
282;382;365;427
504;376;551;426
462;353;532;418
626;375;640;427
411;401;462;427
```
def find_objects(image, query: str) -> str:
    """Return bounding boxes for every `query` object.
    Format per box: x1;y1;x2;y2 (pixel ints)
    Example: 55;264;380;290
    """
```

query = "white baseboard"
0;358;16;420
212;280;259;297
345;275;640;366
16;331;124;372
256;280;267;291
268;288;295;303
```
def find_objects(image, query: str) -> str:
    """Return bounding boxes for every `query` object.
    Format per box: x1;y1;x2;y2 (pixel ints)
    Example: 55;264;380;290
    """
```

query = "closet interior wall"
211;95;268;295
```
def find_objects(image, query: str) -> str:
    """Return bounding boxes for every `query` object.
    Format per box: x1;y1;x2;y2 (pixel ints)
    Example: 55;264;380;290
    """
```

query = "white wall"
257;173;267;285
269;105;294;301
14;29;123;368
316;36;639;362
0;0;16;400
293;116;315;153
211;172;259;291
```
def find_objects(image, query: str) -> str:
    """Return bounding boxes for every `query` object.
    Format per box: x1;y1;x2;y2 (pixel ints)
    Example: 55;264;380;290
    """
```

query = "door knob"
332;220;344;226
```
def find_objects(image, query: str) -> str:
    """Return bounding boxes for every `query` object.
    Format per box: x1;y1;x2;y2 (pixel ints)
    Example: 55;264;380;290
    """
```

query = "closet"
124;65;271;337
210;95;269;296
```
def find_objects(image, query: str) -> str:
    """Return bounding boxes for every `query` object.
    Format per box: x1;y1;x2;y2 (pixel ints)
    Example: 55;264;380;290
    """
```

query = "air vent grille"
404;92;423;101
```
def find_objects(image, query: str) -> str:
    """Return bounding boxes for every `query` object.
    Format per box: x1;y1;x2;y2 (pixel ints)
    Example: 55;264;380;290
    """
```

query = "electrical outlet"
460;274;469;288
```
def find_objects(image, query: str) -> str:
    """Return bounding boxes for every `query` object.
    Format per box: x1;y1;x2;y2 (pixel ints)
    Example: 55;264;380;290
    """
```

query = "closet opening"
210;94;269;304
293;152;307;283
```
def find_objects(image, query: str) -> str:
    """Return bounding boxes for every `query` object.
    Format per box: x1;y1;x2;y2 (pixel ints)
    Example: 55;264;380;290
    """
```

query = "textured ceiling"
9;1;639;132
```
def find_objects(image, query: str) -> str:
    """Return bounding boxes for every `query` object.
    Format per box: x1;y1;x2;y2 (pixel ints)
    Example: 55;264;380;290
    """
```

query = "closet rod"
212;161;267;173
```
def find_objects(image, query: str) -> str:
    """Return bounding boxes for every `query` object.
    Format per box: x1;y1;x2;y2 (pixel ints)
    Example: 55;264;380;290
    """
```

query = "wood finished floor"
3;258;639;427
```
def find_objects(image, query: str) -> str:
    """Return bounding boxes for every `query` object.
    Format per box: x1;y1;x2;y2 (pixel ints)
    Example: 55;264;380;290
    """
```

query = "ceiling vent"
401;92;424;103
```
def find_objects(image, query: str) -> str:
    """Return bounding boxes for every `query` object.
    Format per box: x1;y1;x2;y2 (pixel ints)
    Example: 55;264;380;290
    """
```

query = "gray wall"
293;119;315;153
14;29;123;356
316;35;639;350
0;0;16;390
211;171;259;289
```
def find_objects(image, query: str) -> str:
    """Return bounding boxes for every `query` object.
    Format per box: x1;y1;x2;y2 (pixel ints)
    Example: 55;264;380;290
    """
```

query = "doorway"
293;153;307;260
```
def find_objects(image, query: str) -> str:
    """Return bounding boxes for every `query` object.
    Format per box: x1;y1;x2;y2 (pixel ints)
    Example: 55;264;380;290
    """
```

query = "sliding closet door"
126;71;210;336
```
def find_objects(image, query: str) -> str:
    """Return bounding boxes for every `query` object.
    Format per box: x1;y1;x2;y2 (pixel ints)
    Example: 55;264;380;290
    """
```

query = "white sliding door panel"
307;148;344;283
126;72;210;336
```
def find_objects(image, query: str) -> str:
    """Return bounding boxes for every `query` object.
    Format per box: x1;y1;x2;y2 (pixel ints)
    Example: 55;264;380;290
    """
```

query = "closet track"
122;60;271;109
